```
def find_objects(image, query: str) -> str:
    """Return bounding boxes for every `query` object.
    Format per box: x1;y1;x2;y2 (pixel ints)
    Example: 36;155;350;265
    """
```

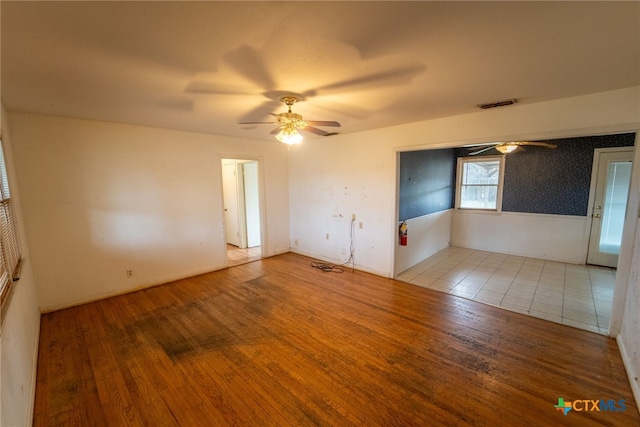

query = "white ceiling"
2;1;639;141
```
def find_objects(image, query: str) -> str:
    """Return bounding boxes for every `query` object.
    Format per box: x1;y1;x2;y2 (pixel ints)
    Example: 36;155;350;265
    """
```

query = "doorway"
587;148;633;267
221;159;262;267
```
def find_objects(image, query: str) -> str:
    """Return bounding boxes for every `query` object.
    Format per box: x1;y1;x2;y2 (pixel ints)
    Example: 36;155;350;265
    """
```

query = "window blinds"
0;139;21;306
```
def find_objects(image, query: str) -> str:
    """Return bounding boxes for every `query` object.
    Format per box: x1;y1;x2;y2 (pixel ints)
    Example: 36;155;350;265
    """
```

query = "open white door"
222;161;242;247
587;149;633;267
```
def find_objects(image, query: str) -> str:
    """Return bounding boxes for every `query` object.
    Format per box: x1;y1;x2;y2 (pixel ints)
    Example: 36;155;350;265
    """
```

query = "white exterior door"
587;149;633;267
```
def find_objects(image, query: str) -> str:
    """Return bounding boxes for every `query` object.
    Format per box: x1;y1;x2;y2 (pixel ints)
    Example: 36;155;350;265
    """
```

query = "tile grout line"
529;258;557;315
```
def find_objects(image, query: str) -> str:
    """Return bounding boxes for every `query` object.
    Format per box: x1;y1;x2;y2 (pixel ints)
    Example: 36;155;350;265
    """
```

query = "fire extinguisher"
399;221;408;246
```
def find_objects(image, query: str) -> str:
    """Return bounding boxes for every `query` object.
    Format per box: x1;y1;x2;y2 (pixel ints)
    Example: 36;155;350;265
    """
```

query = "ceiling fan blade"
463;141;502;148
305;120;341;127
468;146;497;156
223;45;275;90
303;126;331;136
270;127;282;135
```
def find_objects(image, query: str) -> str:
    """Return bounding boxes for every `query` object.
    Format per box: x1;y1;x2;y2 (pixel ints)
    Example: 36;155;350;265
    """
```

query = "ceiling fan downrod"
280;96;298;113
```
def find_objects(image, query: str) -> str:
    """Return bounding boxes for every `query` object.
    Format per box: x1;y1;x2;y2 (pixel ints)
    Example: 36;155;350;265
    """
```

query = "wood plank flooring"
34;253;639;426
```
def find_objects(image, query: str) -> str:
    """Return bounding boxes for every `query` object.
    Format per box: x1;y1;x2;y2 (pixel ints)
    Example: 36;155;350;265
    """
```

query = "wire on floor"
310;262;345;273
310;217;356;273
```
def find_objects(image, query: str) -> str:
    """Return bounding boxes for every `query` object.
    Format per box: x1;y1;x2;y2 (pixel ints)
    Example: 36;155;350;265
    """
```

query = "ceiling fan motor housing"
277;112;306;128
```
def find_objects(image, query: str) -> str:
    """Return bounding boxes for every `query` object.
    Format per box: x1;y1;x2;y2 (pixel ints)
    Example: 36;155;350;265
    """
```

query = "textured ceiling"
2;1;639;141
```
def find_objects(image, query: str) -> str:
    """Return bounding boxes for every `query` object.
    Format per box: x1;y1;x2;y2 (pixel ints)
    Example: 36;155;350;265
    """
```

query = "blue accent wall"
501;133;635;216
399;149;456;221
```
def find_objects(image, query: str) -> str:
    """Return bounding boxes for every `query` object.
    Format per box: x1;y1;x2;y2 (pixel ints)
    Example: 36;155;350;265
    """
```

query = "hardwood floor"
34;253;639;426
226;244;261;267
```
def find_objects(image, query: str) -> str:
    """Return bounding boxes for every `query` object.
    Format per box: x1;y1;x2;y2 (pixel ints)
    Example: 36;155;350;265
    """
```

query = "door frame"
218;155;266;267
586;147;634;266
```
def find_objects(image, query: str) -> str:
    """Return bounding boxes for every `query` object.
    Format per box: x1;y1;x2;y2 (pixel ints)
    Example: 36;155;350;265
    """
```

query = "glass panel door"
588;149;633;267
599;161;632;254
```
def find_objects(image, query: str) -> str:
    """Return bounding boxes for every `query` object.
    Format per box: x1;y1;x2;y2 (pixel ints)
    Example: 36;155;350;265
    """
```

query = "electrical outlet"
359;221;363;229
352;213;356;220
126;270;133;278
294;239;299;246
325;233;329;240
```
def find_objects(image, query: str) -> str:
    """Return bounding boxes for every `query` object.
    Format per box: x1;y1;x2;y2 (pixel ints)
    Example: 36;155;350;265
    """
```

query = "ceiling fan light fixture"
239;94;340;141
496;143;519;154
275;125;303;145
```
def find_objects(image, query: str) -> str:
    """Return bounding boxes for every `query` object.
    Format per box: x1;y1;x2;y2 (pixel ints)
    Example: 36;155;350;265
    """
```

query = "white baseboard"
616;334;640;416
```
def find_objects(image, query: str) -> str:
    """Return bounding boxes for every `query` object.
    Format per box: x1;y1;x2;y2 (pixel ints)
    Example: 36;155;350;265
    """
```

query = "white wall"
451;211;590;264
288;135;394;276
288;87;640;278
0;264;39;427
394;210;452;275
7;112;291;311
0;106;41;427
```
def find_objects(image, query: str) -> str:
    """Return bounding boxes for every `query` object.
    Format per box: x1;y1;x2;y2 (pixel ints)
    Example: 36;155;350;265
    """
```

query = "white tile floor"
396;246;615;335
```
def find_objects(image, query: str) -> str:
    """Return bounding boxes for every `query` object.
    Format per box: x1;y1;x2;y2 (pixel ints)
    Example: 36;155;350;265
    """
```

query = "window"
0;138;21;307
456;156;505;211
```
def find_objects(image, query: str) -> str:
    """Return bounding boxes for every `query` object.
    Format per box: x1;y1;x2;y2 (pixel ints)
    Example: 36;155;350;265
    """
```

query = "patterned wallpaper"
500;133;635;216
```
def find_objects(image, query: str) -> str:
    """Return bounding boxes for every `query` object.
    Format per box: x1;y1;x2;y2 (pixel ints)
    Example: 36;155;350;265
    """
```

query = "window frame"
455;155;506;212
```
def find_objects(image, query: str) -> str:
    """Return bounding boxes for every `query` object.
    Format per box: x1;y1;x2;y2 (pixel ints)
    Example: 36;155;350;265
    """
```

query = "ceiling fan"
239;95;341;145
468;141;557;156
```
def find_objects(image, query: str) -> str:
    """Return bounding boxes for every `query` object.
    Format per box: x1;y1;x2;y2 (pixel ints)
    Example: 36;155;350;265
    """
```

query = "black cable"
310;261;345;273
310;217;356;273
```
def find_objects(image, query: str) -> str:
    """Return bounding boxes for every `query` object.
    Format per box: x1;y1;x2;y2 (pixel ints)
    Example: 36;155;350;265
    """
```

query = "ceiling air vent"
478;99;517;110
